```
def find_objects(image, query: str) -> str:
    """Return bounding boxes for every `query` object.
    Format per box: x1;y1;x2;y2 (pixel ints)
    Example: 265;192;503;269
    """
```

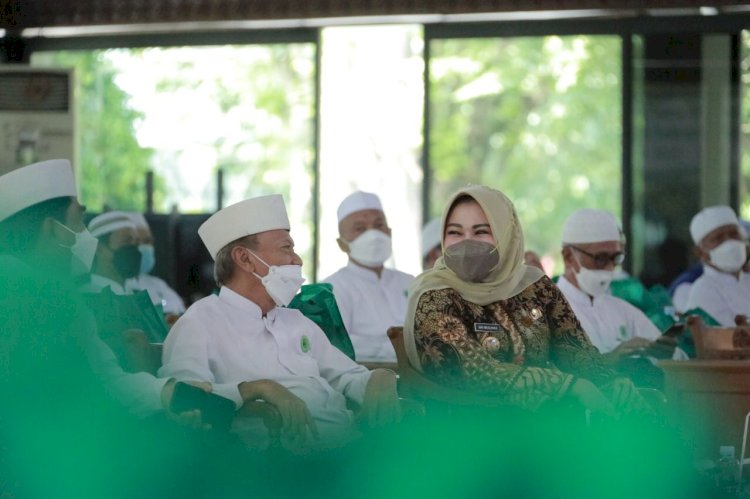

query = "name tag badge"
474;323;501;333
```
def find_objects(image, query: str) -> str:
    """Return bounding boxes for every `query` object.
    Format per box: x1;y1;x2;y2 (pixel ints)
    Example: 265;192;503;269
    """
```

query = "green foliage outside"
32;50;161;212
741;32;750;220
429;36;622;272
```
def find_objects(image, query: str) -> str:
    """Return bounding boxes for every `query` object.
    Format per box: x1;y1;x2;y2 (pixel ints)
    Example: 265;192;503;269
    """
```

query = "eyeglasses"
570;245;625;267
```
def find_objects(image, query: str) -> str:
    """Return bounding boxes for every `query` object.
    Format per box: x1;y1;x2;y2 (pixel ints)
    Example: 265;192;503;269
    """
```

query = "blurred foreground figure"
0;160;219;496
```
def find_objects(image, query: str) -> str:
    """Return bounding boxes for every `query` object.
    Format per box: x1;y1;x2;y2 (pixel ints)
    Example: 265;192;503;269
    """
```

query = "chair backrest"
687;315;750;360
387;326;504;407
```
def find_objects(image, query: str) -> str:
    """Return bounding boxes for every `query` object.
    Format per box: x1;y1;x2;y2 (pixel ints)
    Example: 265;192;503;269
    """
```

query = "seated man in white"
124;212;186;316
421;217;442;271
83;211;142;295
323;191;414;363
557;209;681;375
159;194;400;450
686;205;750;326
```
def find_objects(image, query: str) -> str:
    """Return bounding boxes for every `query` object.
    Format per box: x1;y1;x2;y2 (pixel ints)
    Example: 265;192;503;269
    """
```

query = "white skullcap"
689;205;739;244
199;194;290;259
562;208;621;244
0;159;77;223
421;218;442;258
337;191;383;223
88;211;137;238
127;212;150;230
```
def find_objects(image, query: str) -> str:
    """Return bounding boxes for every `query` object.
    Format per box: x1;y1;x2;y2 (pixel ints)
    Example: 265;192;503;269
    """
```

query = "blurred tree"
741;32;750;220
429;36;622;273
32;50;161;212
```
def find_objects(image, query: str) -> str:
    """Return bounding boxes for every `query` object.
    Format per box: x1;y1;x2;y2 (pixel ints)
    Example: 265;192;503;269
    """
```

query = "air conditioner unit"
0;66;74;176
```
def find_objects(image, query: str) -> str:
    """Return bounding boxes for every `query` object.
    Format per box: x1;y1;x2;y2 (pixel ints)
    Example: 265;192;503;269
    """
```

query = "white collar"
557;275;595;307
218;285;268;319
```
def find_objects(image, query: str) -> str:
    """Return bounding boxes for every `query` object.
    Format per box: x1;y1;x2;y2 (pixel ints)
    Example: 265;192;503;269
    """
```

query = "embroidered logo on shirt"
301;335;311;353
474;323;501;333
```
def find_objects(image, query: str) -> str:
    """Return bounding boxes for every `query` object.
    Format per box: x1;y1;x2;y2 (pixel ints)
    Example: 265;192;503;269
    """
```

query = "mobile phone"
169;381;236;432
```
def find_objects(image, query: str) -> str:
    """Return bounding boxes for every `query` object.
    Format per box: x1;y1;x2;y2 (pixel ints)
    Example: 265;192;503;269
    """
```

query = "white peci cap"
689;205;739;245
0;159;77;223
198;194;290;259
421;218;442;258
562;208;621;244
88;211;137;238
127;212;150;230
336;191;383;223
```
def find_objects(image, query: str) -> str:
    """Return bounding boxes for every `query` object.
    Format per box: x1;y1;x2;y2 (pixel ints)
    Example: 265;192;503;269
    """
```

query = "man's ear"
693;245;709;263
561;246;576;271
336;237;349;253
232;246;255;273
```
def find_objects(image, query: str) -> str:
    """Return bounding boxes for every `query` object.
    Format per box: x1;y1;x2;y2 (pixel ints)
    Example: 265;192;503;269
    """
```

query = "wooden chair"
386;326;505;407
118;329;282;441
686;315;750;360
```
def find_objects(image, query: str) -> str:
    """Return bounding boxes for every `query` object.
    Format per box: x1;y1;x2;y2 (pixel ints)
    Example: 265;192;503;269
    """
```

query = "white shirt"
86;331;168;419
323;262;414;362
126;274;186;315
159;286;372;447
686;266;750;326
557;276;661;354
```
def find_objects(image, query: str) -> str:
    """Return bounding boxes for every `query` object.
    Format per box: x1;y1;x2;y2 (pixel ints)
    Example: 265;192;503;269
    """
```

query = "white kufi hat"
199;194;290;259
88;211;137;238
0;159;77;223
127;212;150;230
421;218;442;258
337;191;383;223
689;205;739;245
562;208;621;244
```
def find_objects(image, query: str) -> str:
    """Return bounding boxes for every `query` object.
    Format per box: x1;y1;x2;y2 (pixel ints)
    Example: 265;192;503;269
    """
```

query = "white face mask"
247;250;305;307
346;229;392;267
55;221;98;276
709;239;747;273
574;253;614;298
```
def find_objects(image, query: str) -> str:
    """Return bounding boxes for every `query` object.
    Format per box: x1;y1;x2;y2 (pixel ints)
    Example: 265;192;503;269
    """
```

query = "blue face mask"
138;244;156;274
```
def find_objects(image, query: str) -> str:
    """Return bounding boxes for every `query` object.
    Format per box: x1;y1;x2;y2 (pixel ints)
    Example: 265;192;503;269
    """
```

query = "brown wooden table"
659;359;750;460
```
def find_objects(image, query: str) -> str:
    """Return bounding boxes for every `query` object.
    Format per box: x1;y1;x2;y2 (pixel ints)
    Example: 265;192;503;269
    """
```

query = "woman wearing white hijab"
404;185;649;417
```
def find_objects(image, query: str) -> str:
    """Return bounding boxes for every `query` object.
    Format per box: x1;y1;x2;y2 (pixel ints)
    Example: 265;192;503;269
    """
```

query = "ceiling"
4;0;750;30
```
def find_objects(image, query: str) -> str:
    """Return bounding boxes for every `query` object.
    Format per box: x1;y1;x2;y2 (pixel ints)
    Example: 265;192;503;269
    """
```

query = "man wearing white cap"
83;211;142;295
323;191;414;363
421;218;442;270
160;194;400;450
685;205;750;326
557;209;670;371
124;212;186;316
0;159;196;420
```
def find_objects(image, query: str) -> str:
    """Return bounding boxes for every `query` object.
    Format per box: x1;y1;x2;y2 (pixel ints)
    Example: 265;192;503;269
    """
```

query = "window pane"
318;25;424;280
428;35;622;275
32;44;317;279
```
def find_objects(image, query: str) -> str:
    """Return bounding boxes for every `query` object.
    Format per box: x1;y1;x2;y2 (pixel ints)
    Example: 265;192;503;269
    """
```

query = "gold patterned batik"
413;276;620;412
